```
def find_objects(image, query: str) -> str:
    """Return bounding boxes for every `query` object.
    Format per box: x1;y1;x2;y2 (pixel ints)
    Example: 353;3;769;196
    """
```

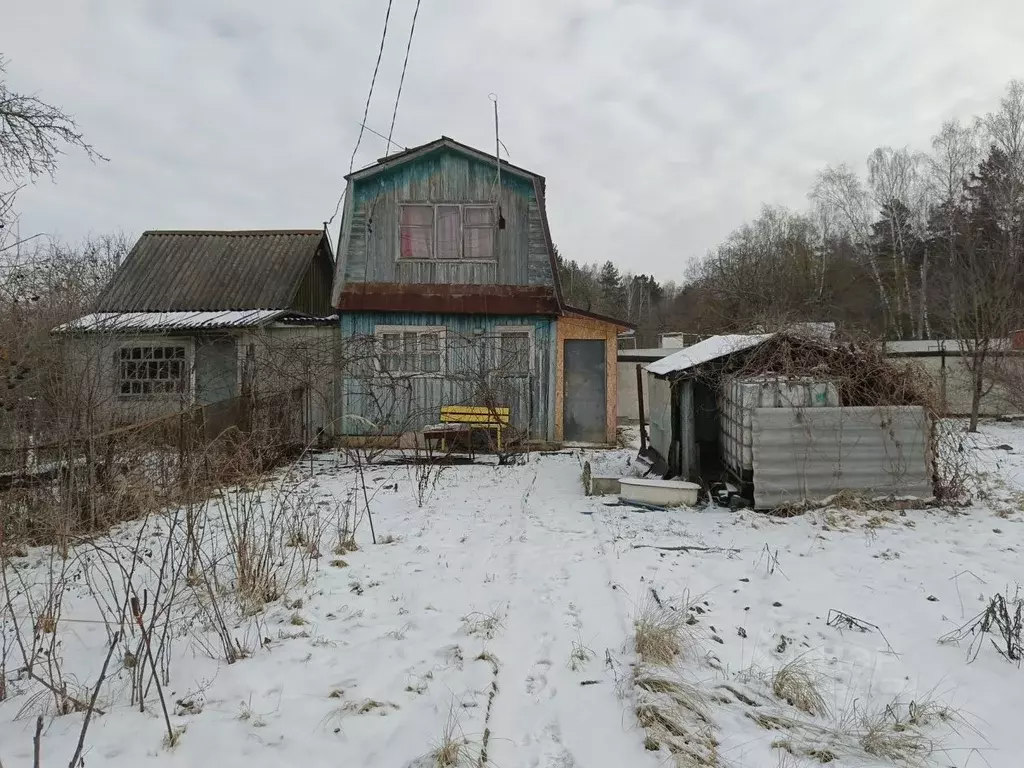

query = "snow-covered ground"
2;422;1023;767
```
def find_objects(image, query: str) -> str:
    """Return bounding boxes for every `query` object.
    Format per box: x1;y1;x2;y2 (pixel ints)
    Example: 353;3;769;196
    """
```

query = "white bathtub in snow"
619;478;701;508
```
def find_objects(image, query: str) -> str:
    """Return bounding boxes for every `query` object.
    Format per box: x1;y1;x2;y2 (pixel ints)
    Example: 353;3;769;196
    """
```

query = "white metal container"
619;478;701;507
720;376;839;475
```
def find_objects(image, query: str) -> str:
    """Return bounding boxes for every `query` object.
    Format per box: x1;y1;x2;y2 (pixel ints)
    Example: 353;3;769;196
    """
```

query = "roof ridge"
140;229;324;236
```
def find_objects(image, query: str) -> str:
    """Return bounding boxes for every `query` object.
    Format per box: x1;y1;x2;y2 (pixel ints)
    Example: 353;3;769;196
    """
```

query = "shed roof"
96;230;332;312
646;334;774;377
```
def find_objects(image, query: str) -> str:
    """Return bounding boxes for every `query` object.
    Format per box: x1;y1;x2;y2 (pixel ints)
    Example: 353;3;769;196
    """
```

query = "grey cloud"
4;0;1023;280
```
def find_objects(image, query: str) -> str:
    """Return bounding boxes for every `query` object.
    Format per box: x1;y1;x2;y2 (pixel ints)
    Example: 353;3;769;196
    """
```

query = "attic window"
399;204;496;261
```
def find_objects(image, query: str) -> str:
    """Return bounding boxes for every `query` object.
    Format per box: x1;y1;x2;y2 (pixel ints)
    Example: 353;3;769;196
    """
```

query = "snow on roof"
53;309;293;333
646;333;774;377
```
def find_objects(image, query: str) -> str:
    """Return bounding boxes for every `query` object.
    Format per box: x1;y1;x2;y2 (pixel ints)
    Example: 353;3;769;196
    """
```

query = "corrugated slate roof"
54;310;294;334
96;230;330;312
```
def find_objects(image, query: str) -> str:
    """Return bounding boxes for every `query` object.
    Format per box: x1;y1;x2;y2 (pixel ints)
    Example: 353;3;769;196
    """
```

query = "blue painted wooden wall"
338;311;554;440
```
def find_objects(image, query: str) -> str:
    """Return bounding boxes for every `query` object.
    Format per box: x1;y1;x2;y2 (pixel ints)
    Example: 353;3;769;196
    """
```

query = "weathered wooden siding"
338;312;554;440
341;149;555;289
554;314;620;443
291;244;335;316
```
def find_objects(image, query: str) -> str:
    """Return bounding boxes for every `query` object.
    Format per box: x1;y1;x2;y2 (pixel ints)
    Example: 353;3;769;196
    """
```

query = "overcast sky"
4;0;1023;281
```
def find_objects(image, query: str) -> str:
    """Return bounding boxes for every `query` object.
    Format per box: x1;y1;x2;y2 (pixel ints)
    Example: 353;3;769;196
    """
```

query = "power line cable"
328;0;395;227
386;0;423;156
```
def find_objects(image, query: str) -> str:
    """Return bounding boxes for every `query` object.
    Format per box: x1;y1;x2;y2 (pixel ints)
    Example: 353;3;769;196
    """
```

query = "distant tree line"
557;79;1024;358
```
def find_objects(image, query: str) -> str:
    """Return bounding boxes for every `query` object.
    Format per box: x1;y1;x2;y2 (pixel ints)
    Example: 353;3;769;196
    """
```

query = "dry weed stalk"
940;587;1023;664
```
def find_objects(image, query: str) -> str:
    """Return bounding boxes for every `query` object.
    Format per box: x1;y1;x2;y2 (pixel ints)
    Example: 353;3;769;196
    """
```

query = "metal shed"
644;333;933;509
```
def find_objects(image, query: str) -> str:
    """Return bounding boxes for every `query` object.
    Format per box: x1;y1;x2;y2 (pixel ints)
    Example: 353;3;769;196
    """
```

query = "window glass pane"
500;332;530;375
436;205;461;260
464;206;495;226
421;353;441;374
402;332;418;372
401;205;433;227
400;227;432;259
464;227;494;260
420;332;441;373
419;332;439;353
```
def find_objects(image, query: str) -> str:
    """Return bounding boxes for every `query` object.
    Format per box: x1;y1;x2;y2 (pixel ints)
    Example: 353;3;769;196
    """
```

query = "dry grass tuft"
334;536;359;555
424;705;477;768
634;667;717;767
854;705;932;764
633;595;691;665
770;657;830;717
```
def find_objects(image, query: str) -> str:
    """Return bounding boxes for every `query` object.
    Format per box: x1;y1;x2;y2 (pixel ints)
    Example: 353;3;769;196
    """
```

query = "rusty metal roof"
338;282;560;315
96;230;332;312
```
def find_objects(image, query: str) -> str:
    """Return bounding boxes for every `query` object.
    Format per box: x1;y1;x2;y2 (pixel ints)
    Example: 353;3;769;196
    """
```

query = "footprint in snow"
537;722;577;767
526;659;555;699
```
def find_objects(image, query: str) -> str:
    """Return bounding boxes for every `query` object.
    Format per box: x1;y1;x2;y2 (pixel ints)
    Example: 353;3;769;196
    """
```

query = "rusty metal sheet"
337;282;560;315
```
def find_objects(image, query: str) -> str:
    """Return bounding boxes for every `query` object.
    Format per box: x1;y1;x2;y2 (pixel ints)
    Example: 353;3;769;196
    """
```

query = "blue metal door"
563;340;606;442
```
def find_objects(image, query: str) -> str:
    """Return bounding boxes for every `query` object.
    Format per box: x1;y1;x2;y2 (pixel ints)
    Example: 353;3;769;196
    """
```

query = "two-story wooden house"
331;137;630;445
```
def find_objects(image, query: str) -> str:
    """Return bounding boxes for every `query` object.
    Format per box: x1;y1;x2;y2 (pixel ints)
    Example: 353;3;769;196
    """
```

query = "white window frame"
116;339;193;399
374;325;447;377
493;325;534;377
397;203;498;263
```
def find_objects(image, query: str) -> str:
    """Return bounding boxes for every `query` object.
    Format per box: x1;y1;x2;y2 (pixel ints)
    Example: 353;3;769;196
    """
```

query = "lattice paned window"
377;327;443;375
118;345;187;396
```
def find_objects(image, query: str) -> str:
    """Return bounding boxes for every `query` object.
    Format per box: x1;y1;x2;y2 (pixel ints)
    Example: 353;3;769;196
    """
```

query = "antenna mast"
488;93;506;229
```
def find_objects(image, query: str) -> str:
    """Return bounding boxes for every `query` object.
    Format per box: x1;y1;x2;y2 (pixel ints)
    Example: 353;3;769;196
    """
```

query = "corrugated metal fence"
751;406;931;509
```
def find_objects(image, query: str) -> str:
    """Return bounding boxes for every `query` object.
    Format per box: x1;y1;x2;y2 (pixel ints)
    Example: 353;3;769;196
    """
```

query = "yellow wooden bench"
424;405;511;454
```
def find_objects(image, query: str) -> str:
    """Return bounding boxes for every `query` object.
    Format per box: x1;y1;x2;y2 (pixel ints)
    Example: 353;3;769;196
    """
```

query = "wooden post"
636;363;648;451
